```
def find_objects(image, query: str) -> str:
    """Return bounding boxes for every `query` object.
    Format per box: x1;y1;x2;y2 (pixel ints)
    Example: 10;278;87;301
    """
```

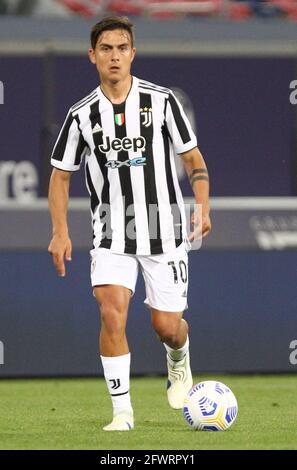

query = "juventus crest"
109;378;121;390
140;107;152;127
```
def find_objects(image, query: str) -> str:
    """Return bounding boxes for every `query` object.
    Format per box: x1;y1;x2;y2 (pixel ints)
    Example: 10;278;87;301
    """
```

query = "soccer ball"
183;381;238;431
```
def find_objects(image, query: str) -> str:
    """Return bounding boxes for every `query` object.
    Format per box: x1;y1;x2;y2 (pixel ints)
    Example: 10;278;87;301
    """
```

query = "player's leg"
150;310;188;349
139;243;192;409
151;309;192;409
95;284;130;357
94;285;134;431
91;248;139;431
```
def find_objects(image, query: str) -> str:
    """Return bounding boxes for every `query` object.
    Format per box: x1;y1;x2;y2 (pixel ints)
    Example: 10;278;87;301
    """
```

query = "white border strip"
0;198;89;211
1;197;297;211
208;197;297;210
1;40;297;57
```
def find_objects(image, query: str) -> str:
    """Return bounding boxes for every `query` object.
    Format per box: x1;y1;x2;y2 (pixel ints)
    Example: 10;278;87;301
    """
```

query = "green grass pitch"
0;375;296;450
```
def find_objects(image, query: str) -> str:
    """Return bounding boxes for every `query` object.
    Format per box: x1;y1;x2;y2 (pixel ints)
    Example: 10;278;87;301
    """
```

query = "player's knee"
100;303;127;337
152;316;181;344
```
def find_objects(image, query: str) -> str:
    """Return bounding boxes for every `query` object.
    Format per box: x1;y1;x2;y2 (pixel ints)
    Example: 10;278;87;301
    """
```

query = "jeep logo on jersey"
99;136;146;153
105;157;147;169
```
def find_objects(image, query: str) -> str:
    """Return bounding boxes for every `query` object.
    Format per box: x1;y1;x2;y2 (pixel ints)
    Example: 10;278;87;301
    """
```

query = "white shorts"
90;243;189;312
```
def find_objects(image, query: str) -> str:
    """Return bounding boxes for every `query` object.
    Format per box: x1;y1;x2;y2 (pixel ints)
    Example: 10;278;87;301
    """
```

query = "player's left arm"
180;146;211;240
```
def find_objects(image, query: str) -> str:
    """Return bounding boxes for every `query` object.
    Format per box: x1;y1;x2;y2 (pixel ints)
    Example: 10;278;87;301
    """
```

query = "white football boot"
103;412;134;432
167;351;193;409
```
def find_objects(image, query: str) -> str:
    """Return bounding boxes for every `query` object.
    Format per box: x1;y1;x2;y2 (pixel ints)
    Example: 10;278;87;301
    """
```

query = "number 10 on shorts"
168;260;188;284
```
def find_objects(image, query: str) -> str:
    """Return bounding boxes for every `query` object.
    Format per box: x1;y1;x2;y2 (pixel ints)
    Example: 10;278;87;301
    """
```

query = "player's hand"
48;234;72;277
189;209;211;242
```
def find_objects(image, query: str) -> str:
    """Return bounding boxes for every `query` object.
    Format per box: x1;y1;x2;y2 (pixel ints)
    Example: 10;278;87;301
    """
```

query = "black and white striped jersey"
51;76;197;255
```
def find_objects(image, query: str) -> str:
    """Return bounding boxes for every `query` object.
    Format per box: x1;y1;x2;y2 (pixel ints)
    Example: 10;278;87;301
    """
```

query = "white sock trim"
100;352;131;365
164;336;189;362
100;353;132;416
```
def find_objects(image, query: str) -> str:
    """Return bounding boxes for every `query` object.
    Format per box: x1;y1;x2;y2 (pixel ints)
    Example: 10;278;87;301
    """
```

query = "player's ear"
88;48;96;64
131;47;136;63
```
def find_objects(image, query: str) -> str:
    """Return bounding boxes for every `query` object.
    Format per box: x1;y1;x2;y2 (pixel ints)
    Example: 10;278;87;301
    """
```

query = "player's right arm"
48;105;88;276
48;168;72;277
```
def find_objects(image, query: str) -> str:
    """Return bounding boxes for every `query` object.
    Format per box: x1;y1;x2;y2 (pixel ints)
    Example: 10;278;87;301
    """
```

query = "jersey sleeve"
165;91;197;155
51;109;88;171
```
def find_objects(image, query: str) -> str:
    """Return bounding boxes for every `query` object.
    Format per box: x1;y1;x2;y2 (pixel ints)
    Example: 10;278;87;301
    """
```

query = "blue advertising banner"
0;55;295;198
0;57;43;201
53;56;295;197
0;249;296;376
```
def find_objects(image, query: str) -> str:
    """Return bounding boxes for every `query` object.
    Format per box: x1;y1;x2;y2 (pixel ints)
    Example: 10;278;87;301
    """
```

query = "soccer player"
48;16;211;431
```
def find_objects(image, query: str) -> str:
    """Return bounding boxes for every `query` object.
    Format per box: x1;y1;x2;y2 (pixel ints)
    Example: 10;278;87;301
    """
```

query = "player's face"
89;29;135;84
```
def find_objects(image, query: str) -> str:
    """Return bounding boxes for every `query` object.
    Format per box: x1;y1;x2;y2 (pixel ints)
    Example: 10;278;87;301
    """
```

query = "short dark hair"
90;16;135;49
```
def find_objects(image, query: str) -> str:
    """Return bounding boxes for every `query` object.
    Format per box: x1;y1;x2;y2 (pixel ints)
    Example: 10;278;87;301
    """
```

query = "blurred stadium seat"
270;0;297;19
108;0;146;16
144;0;222;19
57;0;106;16
228;1;252;20
0;0;297;20
57;0;224;18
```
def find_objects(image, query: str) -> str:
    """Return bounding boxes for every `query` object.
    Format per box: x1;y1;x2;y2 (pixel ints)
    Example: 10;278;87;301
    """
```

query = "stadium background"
1;0;297;377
